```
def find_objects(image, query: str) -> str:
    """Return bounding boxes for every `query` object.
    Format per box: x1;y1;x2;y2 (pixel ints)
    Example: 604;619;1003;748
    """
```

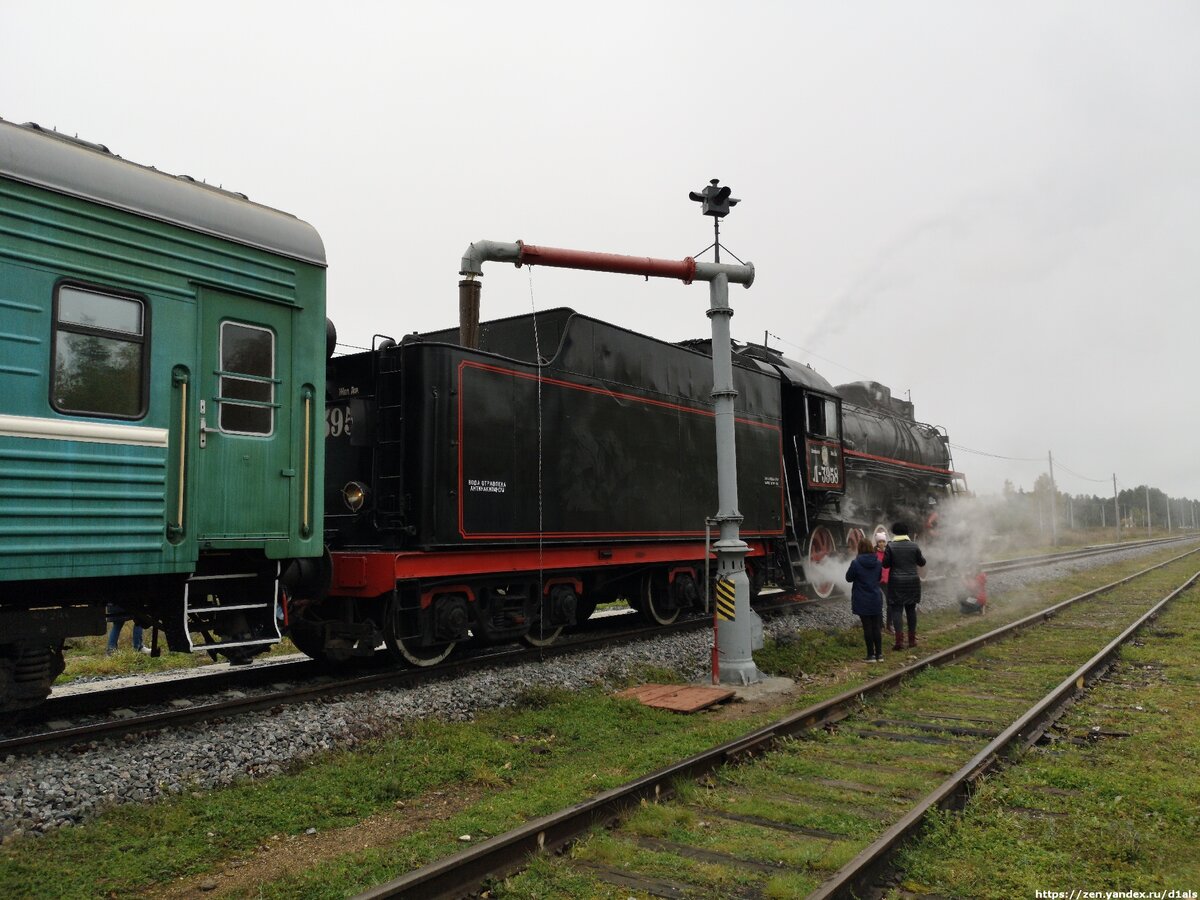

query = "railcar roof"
0;118;325;266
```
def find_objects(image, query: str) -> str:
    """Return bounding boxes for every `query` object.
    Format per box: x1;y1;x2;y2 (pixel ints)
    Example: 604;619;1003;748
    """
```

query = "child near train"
845;538;884;662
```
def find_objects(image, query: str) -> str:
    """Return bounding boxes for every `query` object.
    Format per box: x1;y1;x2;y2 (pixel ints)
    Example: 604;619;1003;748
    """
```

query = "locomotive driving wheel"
383;594;457;667
846;527;866;555
806;525;837;599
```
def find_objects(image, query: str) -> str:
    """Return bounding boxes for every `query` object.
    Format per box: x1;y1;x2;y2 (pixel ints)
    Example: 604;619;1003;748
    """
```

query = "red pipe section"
517;242;696;285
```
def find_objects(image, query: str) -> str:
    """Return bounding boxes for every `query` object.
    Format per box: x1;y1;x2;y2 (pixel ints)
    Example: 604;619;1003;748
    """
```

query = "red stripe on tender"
329;540;772;598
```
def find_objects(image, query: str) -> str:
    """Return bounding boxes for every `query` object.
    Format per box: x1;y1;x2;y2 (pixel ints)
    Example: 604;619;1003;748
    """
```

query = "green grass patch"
892;570;1200;897
58;633;303;684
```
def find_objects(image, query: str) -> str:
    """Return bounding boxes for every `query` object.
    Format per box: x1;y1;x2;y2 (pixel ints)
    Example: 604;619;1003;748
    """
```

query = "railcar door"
194;289;296;542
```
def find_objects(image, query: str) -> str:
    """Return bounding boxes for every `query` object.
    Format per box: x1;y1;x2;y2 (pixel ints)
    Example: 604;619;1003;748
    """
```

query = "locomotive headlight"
342;481;369;512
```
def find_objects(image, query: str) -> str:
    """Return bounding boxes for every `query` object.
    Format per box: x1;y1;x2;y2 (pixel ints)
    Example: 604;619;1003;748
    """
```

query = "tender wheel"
806;525;837;599
383;595;457;667
522;625;563;648
523;584;572;647
639;572;681;625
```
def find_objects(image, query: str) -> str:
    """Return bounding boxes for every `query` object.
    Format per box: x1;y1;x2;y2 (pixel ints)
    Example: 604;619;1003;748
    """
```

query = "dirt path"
151;784;487;899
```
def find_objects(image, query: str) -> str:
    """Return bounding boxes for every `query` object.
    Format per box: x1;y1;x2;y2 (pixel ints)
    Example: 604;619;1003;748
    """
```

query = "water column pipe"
459;240;764;685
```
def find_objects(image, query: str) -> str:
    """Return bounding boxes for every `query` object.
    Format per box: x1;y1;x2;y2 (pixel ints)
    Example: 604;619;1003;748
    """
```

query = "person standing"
106;603;147;655
873;528;891;633
883;521;926;649
845;538;884;662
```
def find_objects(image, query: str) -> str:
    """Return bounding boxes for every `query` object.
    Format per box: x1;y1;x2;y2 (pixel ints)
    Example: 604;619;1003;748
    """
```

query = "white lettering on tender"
468;479;507;494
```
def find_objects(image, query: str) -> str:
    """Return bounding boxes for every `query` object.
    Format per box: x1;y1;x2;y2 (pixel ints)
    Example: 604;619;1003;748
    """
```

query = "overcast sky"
4;1;1197;501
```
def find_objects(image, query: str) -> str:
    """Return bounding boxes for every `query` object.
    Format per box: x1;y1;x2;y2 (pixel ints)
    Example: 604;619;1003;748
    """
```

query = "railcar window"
51;285;146;418
219;322;275;436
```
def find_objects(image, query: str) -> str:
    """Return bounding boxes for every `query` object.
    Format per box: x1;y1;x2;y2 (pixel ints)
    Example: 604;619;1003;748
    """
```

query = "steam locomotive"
0;118;960;711
290;308;961;669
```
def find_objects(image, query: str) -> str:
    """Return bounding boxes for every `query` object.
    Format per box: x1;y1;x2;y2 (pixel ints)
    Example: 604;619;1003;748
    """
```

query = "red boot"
907;629;917;648
893;635;905;651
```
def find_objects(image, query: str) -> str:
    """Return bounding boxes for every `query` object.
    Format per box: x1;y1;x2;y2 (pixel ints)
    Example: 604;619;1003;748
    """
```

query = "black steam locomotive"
288;307;960;666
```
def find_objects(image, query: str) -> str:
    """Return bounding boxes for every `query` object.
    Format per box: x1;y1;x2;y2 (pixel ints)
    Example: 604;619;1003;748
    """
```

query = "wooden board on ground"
617;683;736;713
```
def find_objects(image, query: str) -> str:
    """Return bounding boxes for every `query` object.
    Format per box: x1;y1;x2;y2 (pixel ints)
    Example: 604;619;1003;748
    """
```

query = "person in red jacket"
959;571;988;614
873;528;891;633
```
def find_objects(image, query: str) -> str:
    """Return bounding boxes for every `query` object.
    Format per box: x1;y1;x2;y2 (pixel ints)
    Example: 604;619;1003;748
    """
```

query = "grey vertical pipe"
1146;485;1151;538
707;272;762;685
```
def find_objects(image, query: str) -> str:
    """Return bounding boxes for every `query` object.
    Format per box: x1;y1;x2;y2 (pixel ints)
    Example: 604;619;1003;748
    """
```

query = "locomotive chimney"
458;277;480;349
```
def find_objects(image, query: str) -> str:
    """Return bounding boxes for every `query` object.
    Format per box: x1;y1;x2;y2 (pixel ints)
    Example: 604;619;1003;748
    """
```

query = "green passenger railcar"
0;120;327;710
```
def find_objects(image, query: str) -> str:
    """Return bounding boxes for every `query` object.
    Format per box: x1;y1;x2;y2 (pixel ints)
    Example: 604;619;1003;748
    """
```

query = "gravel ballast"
0;541;1184;840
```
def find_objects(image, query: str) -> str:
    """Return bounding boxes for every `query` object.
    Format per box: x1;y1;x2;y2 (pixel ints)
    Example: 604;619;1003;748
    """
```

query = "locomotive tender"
0;118;960;710
298;308;960;666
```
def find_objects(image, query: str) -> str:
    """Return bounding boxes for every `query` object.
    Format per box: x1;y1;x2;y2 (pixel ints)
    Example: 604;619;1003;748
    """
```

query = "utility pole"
1146;485;1152;538
1113;474;1120;544
1048;451;1057;546
1167;496;1172;531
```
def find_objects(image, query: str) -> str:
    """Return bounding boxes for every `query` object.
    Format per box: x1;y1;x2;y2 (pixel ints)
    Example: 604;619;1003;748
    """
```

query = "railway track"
352;545;1200;898
7;537;1188;758
979;534;1194;574
0;613;704;758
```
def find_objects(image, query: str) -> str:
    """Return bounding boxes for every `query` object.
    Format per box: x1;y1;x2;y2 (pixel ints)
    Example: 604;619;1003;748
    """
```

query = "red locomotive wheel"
846;527;866;555
806;525;837;599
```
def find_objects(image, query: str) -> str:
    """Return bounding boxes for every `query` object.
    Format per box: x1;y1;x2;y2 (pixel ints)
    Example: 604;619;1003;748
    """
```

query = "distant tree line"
992;475;1200;539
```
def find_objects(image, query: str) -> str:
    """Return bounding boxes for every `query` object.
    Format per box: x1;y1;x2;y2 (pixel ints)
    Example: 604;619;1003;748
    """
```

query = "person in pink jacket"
874;529;891;633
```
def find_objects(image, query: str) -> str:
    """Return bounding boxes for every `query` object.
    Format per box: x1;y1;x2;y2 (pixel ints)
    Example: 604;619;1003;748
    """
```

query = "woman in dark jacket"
882;521;927;650
845;538;884;662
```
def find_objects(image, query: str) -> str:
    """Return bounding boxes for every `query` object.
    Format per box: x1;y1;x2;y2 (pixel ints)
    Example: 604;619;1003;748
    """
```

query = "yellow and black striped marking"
715;577;736;621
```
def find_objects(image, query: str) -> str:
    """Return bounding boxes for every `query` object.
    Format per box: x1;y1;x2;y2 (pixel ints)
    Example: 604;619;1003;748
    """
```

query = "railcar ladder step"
183;568;281;654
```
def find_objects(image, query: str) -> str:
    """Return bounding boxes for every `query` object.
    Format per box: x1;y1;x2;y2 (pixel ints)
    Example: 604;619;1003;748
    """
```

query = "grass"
890;560;1200;897
57;633;303;684
6;539;1198;898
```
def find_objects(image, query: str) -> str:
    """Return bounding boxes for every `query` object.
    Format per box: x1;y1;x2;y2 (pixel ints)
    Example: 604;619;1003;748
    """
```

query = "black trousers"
859;614;882;657
888;603;917;635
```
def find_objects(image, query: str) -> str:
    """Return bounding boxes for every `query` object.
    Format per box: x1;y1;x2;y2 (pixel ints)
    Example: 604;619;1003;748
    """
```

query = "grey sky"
4;1;1197;500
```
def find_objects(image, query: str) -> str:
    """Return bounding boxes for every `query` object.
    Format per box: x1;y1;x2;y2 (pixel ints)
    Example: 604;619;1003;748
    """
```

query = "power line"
1053;460;1109;483
763;332;873;381
948;443;1042;462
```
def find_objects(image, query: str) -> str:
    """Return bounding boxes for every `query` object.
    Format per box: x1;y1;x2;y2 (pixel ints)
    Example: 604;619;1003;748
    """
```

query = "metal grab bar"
302;389;312;534
172;372;188;532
